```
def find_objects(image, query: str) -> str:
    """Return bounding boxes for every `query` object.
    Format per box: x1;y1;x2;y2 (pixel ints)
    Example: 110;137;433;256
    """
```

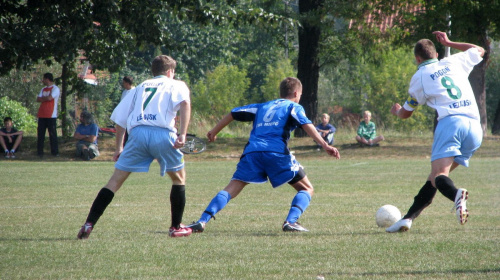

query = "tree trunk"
469;32;490;137
61;62;69;138
492;98;500;135
296;0;323;137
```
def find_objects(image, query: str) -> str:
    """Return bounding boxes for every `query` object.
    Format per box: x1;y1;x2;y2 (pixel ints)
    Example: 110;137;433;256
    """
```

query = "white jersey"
110;76;190;133
120;87;135;100
403;48;483;121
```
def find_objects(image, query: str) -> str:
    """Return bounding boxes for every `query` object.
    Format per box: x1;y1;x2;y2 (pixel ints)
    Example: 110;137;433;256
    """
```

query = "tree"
296;0;323;136
294;0;372;136
0;0;290;137
259;58;296;102
369;0;500;135
0;0;156;137
192;64;250;118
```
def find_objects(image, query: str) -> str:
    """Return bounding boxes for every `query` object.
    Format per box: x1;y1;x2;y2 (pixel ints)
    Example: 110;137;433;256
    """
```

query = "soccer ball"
375;205;401;228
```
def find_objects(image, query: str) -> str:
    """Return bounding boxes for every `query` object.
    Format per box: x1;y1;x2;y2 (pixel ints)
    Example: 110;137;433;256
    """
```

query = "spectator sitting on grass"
73;111;100;160
0;117;24;159
316;113;336;146
355;110;384;147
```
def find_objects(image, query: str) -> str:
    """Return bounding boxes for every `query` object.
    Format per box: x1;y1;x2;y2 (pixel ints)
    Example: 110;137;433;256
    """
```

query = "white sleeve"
404;74;423;111
111;88;137;128
170;81;190;108
51;86;60;99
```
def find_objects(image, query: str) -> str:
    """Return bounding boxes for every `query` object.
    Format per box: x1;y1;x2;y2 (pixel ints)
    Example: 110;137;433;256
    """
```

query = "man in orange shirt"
36;73;60;157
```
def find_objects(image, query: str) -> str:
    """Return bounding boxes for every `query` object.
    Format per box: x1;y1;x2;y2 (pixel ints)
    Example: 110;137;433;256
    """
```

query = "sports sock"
86;188;115;225
285;190;311;223
403;181;437;220
170;185;186;228
199;190;231;223
435;175;458;201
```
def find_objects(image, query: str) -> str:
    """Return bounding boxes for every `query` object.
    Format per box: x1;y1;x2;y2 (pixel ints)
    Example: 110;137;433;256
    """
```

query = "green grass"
1;154;499;279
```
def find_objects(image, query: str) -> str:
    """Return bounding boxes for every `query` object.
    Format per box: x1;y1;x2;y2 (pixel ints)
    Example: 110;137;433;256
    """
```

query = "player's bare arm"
391;103;413;119
174;100;191;149
113;125;126;161
432;31;485;57
302;123;340;159
207;113;234;142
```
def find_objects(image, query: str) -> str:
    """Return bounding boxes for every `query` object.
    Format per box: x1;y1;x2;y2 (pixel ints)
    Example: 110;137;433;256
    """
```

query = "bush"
191;64;250;117
0;97;37;133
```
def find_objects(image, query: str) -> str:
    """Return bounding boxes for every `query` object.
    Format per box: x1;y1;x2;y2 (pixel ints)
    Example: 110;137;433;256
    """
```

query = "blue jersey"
231;99;312;155
76;123;99;145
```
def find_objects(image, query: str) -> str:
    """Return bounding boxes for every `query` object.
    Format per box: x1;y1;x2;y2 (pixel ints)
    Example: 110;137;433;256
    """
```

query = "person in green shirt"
355;110;384;146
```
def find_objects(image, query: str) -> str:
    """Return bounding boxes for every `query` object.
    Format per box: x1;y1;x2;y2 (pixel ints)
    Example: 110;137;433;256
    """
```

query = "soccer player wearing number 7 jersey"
186;77;340;233
387;31;485;233
77;55;193;239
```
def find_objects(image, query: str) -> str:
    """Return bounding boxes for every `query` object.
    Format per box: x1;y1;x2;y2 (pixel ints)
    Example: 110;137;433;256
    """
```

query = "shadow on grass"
0;237;76;242
321;267;500;277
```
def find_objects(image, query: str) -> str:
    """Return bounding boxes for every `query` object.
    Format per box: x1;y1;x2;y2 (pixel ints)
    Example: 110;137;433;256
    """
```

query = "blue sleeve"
231;104;259;122
75;124;83;134
291;104;312;126
329;124;336;133
90;124;99;136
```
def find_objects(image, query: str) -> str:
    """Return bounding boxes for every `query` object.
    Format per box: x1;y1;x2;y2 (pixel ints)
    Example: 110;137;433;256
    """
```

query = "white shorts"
431;115;482;167
115;126;184;176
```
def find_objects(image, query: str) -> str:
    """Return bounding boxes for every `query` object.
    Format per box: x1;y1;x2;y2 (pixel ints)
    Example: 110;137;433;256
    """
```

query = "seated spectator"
74;111;100;160
316;113;336;145
355;110;384;146
0;117;24;159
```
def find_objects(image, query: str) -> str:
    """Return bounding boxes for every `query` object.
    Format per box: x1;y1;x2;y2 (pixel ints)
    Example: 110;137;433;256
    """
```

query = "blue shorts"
115;126;184;176
232;152;302;187
431;115;482;167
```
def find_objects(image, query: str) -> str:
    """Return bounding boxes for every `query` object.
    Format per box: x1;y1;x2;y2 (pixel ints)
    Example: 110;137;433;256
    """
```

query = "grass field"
1;134;499;279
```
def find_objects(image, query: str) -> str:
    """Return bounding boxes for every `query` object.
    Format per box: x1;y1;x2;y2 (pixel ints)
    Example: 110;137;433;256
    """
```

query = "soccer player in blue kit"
387;31;485;233
187;77;340;233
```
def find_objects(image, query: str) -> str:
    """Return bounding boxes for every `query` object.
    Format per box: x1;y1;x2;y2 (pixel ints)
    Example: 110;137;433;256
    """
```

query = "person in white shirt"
120;76;135;100
387;31;485;233
120;76;135;145
77;55;193;239
36;73;60;157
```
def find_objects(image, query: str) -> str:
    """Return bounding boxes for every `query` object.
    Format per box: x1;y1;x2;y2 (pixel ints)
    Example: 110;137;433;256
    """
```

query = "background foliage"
0;97;37;133
0;0;499;135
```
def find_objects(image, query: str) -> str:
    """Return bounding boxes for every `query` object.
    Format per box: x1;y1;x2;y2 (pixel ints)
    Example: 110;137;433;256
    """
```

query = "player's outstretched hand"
174;134;186;149
432;31;451;46
207;130;217;142
324;146;340;159
391;103;402;116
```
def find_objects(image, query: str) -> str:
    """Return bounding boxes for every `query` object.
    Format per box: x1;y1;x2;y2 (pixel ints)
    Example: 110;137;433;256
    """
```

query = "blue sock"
199;190;232;223
285;190;311;223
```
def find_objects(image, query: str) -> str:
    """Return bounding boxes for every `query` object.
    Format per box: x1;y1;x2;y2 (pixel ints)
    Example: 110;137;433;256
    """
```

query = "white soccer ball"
375;205;401;228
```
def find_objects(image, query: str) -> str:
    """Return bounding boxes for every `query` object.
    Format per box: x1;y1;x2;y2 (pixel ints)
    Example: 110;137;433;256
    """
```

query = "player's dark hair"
414;39;437;60
4;117;12;123
43;73;54;82
123;76;133;85
279;77;302;98
152;55;176;76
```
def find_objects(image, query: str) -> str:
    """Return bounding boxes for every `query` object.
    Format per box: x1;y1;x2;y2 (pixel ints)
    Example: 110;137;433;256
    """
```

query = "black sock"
170;185;186;228
403;181;437;220
435;175;458;201
86;188;115;225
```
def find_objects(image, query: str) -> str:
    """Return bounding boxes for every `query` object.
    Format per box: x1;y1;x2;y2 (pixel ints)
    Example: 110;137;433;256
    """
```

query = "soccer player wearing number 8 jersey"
186;77;340;233
388;31;485;233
